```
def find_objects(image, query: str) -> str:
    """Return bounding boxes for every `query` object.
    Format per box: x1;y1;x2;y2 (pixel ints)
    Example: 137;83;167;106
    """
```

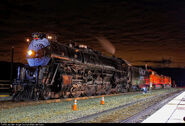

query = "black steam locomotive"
12;32;148;101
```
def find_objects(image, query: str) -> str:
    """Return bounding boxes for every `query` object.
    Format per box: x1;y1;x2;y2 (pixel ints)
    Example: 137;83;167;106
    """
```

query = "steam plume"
96;36;115;55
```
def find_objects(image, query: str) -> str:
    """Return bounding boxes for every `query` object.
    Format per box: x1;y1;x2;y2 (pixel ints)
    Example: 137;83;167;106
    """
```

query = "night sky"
1;0;185;68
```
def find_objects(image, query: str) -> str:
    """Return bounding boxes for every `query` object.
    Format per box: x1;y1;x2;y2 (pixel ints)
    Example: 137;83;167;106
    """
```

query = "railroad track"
0;80;11;98
0;80;10;89
0;88;183;123
0;88;164;102
0;91;143;110
120;90;184;123
63;89;184;123
0;88;172;110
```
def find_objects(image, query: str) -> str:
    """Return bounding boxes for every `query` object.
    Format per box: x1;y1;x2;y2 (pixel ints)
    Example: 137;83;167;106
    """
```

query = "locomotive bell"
32;32;46;40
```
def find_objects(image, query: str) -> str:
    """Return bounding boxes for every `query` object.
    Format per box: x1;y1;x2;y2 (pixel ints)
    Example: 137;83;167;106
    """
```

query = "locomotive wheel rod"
50;64;59;85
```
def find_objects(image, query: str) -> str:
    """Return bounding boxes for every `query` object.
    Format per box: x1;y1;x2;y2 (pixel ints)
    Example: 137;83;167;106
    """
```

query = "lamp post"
146;64;152;93
149;81;152;93
10;46;14;83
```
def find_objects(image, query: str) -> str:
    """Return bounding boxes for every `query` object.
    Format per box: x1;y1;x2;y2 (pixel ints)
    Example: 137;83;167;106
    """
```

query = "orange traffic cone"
72;99;78;111
101;95;104;105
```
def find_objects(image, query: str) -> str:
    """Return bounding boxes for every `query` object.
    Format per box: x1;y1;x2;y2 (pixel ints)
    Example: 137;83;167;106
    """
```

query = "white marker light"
47;36;52;40
26;38;30;42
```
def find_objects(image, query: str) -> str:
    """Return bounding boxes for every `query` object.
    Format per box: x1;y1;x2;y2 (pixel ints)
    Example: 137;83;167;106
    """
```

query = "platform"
142;91;185;123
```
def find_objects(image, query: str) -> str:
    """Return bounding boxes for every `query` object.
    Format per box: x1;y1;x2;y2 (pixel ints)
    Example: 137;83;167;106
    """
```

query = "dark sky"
1;0;185;68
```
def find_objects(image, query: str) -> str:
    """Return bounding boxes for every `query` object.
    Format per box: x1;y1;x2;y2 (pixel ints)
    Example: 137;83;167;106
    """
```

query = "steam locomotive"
11;32;171;101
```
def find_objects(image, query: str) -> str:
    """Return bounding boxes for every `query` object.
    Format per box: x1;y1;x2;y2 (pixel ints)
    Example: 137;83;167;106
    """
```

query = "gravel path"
0;88;183;123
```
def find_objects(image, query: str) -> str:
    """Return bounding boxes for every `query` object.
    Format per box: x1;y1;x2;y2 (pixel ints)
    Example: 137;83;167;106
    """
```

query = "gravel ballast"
0;88;183;123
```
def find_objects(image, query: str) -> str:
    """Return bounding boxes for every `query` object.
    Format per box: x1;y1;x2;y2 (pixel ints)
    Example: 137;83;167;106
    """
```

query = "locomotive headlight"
27;50;38;58
27;50;36;57
27;50;33;56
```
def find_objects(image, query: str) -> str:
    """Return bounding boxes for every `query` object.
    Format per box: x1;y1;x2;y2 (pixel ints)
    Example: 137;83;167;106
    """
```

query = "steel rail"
120;90;184;123
64;90;182;123
0;84;10;86
0;91;143;110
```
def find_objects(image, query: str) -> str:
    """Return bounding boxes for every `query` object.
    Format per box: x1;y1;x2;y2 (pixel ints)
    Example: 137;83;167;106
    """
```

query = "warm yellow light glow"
47;36;52;39
27;50;33;56
26;38;30;42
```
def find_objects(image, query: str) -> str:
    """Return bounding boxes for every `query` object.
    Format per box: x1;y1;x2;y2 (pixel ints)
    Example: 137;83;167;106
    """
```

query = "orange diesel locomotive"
145;70;171;89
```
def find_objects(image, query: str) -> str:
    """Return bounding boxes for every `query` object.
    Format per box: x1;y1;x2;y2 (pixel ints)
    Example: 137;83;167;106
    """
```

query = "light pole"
10;46;14;83
146;64;152;93
149;81;152;93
